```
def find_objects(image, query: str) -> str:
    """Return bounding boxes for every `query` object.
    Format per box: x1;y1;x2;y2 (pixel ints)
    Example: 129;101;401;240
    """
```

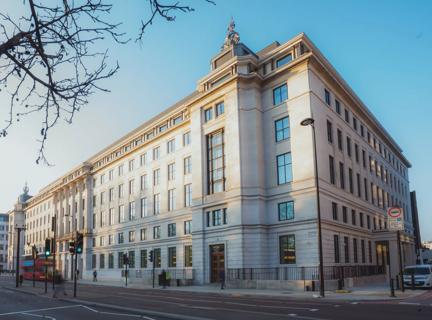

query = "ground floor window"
118;251;124;268
140;249;147;268
184;245;192;267
108;253;114;269
128;250;135;268
279;235;296;264
91;254;96;269
99;254;105;269
168;247;176;267
154;248;161;268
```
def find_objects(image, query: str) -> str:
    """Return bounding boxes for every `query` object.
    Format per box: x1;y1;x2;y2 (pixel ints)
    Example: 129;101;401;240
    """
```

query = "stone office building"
0;214;9;271
8;23;416;286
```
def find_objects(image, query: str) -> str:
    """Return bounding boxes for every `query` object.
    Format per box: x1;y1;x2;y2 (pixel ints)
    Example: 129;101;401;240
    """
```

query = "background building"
7;26;418;287
0;214;9;271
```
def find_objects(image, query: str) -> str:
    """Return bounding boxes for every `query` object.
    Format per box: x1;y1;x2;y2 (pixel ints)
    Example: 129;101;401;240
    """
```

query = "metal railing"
122;268;194;280
227;265;385;281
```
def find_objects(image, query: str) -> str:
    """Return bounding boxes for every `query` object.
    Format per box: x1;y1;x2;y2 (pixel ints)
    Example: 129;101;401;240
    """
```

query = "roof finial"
23;181;29;195
222;17;240;50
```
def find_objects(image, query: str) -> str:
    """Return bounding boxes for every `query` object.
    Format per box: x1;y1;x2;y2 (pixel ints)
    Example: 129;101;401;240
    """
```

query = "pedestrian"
161;269;166;289
219;269;225;290
93;270;98;282
53;274;67;298
166;271;171;287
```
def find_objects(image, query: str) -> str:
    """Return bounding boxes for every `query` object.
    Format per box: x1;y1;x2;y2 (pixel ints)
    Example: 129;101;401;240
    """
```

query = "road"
0;276;431;320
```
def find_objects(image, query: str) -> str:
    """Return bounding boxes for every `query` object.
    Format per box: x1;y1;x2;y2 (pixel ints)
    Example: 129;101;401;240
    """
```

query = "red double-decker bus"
21;256;54;281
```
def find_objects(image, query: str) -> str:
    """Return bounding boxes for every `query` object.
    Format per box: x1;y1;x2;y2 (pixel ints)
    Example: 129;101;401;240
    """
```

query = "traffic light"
69;240;75;254
44;238;51;257
76;232;84;254
149;250;153;263
123;253;129;265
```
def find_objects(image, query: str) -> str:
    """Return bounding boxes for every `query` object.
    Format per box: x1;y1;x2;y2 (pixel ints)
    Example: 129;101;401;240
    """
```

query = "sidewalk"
75;278;424;301
2;277;425;302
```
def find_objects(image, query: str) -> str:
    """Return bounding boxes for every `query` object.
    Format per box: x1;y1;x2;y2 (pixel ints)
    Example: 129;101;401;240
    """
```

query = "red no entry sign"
387;207;402;218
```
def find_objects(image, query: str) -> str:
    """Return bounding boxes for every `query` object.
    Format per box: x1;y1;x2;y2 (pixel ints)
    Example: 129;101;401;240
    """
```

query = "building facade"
7;26;417;284
0;214;9;271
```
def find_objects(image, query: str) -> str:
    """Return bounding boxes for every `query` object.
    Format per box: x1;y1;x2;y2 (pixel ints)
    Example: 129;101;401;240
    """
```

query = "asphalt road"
0;276;431;320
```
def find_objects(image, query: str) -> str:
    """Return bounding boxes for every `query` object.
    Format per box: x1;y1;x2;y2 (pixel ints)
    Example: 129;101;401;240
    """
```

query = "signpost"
387;207;405;292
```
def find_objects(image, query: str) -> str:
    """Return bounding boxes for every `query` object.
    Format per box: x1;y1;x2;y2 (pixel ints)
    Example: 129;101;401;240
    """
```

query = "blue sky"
1;0;431;240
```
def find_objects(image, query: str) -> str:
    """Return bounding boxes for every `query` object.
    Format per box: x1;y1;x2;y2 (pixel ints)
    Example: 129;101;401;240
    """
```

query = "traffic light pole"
32;246;36;288
44;253;48;293
152;257;155;289
52;216;57;290
73;232;78;297
125;262;128;287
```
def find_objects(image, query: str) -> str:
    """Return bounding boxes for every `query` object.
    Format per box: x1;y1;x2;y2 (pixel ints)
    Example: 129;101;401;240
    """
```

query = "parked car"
403;265;432;289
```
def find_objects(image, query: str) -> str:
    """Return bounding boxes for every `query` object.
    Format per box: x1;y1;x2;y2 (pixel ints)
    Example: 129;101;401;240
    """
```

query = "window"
360;212;364;228
108;253;114;269
153;169;160;186
109;169;114;181
100;192;105;205
100;174;105;185
140;249;147;268
346;137;351;157
204;108;213;122
154;248;161;268
168;189;175;211
168;247;177;267
275;117;290;142
109;188;114;202
118;252;124;267
92;254;96;269
339;162;345;189
327;121;333;143
129;179;134;195
334;235;340;263
118;184;124;198
354;144;359;163
184;220;192;235
356;173;361;198
153;194;160;215
140;228;147;241
215;102;225;117
152;146;160;161
360;124;364;137
362;150;366;168
367;215;371;229
207;130;225;194
273;83;288;105
129;159;135;172
184;245;192;267
118;164;124;176
140;198;148;217
119;205;125;223
140;174;147;190
184;184;192;207
276;53;292;67
128;251;135;268
353;238;358;263
344;236;350;263
337;129;343;150
278;201;294;221
118;232;124;244
344;109;350;123
140;153;147;166
129;230;135;242
364;178;368;201
361;240;366;263
153;226;161;239
352;210;356;226
324;89;331;105
168;163;175;181
167;139;175;154
342;206;347;223
277;153;293;185
129;201;136;220
279;235;296;264
206;209;227;227
329;155;335;185
335;99;341;114
183;132;191;146
348;168;353;194
368;240;373;263
108;208;114;225
108;234;114;245
332;202;338;220
353;117;358;131
182;156;192;175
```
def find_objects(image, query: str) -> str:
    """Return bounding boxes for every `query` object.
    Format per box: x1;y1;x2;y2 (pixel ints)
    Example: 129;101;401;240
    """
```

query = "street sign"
387;207;404;231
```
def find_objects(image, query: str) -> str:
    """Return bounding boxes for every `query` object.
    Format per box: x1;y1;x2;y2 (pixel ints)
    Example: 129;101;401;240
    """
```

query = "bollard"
411;273;415;290
390;278;396;297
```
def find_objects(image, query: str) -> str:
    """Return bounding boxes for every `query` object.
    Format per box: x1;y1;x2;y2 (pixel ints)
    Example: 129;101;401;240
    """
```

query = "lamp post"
300;117;325;297
14;225;26;288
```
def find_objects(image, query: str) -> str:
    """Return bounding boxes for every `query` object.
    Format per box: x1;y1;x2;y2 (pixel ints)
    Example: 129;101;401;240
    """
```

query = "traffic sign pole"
397;230;405;292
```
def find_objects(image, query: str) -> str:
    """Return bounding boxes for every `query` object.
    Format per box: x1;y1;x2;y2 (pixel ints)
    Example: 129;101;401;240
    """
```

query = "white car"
403;265;432;289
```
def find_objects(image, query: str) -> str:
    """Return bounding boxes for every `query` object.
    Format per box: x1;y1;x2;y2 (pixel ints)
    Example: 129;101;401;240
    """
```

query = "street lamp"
300;117;325;297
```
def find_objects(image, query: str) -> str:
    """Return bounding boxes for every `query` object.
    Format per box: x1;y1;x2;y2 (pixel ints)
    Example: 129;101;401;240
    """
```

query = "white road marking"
288;314;297;317
79;305;156;319
20;313;56;320
0;305;79;316
224;301;314;311
350;302;359;305
309;309;319;312
79;305;99;313
334;305;341;307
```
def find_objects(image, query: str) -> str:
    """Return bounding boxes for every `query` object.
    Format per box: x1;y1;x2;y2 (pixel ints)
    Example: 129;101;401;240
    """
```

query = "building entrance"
210;244;225;283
